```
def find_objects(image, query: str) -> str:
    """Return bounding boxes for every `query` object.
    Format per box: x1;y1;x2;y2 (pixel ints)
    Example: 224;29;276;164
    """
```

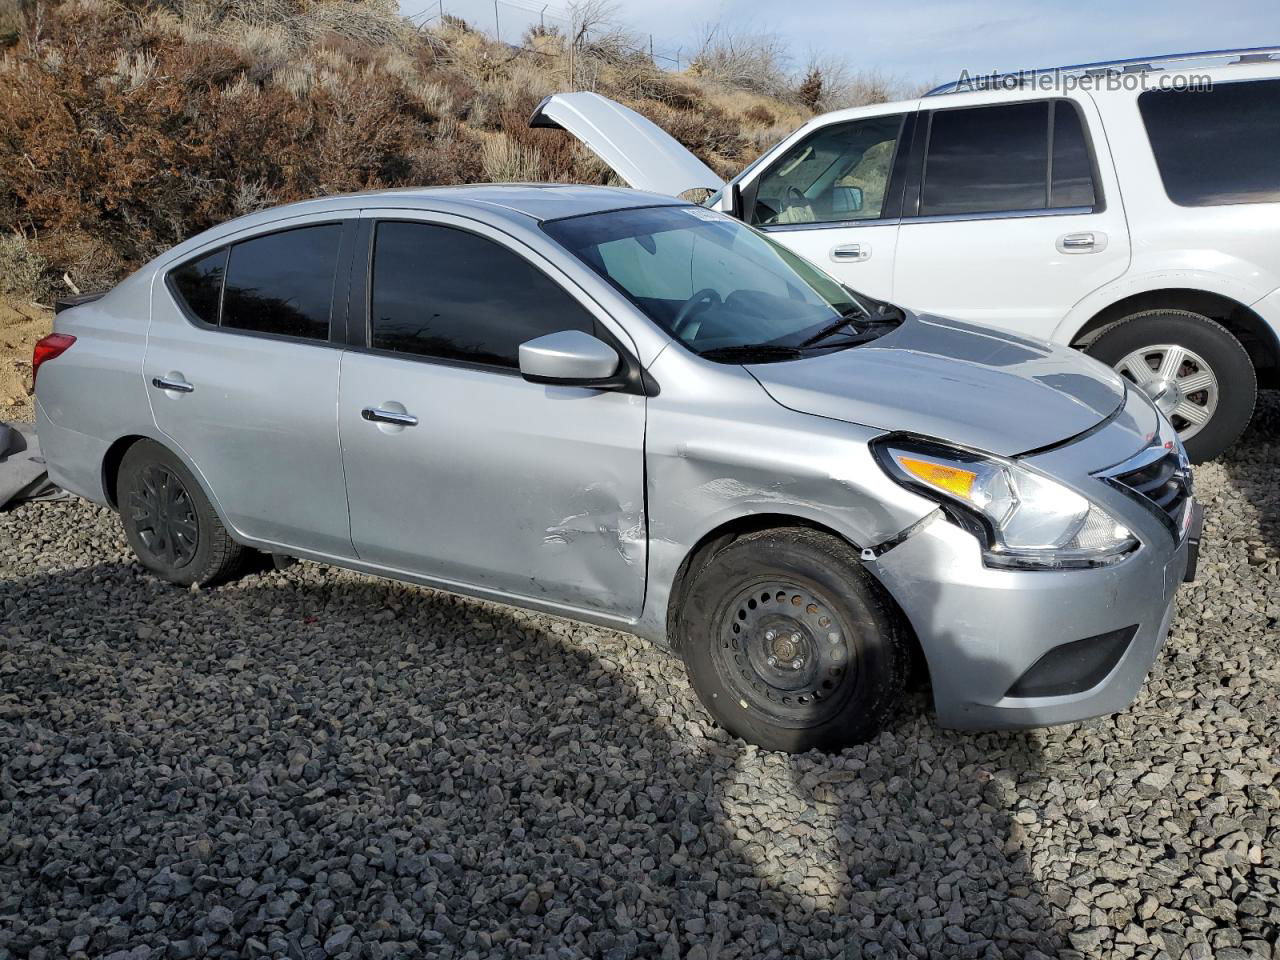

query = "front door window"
751;115;904;227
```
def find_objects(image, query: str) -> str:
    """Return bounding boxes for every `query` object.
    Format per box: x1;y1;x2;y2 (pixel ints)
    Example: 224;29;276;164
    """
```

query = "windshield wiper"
797;308;873;348
698;344;804;363
799;304;903;348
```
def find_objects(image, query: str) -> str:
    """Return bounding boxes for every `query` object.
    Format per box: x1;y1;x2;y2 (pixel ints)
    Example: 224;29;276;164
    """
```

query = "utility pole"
649;34;654;64
494;0;500;41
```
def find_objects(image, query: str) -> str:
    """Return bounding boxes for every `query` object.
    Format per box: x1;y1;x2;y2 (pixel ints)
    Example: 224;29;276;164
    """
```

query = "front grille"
1108;446;1192;536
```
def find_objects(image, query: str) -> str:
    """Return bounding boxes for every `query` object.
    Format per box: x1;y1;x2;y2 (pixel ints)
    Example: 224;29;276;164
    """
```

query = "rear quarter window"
169;248;227;325
1139;78;1280;206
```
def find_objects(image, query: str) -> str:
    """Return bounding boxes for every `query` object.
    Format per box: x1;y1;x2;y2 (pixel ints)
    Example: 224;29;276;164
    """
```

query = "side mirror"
730;182;744;220
832;185;864;213
519;330;622;387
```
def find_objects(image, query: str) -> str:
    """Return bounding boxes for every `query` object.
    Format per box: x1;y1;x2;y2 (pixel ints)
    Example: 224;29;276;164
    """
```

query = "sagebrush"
0;0;814;293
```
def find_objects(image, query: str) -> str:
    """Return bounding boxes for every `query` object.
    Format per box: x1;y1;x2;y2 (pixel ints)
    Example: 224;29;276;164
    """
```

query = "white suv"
534;48;1280;462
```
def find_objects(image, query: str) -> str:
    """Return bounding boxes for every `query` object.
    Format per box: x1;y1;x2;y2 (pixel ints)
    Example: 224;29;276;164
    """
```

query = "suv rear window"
1139;79;1280;207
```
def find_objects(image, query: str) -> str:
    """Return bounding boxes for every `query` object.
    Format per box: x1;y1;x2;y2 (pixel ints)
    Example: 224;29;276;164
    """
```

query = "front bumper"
874;512;1190;729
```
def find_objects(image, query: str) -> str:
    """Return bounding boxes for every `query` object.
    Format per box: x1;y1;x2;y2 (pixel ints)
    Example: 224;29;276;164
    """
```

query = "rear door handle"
1057;231;1107;253
361;407;418;427
830;242;871;262
151;376;194;393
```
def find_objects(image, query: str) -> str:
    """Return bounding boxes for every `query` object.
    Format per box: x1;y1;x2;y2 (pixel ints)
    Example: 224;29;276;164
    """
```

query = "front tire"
118;440;246;587
1086;310;1255;463
678;528;908;753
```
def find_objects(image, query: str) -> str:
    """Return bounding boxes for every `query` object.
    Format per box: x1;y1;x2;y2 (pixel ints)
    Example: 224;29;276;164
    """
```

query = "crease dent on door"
540;478;646;568
530;91;724;197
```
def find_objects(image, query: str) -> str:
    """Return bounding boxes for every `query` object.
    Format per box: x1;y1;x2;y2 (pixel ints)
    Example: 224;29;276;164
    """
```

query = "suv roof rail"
925;45;1280;96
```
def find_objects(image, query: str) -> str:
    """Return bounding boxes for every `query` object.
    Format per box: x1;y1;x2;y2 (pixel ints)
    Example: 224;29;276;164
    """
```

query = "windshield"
542;205;896;359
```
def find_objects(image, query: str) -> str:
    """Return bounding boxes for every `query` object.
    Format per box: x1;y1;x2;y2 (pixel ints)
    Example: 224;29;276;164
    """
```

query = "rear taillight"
32;333;76;386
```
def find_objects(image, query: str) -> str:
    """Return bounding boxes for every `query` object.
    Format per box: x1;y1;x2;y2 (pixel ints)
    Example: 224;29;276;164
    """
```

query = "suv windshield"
542;205;899;360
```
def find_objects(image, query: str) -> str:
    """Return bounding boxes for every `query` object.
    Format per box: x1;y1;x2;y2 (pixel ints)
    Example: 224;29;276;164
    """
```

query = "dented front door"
339;351;647;616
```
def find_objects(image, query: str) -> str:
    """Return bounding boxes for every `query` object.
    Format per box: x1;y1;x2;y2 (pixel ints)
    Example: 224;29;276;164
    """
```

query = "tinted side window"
1139;79;1280;207
922;102;1049;216
370;222;595;368
751;115;903;226
1051;102;1097;208
170;248;226;325
222;225;342;341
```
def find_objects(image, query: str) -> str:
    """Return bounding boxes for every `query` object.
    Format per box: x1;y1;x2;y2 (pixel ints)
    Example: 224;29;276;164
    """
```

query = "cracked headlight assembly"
874;439;1138;570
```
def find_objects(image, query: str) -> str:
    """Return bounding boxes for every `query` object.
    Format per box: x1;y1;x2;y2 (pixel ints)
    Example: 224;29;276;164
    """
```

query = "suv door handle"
151;375;194;394
1058;231;1107;253
361;407;418;427
830;242;871;262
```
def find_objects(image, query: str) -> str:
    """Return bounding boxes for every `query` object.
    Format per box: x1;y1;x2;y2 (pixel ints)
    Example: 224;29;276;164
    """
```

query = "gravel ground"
1;398;1277;960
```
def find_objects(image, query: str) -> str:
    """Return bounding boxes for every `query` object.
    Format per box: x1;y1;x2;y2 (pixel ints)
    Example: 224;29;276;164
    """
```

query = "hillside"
0;0;838;418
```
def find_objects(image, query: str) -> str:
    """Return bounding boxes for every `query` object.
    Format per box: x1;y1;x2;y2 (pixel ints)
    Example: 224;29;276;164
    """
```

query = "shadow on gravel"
1217;389;1280;550
0;559;1063;959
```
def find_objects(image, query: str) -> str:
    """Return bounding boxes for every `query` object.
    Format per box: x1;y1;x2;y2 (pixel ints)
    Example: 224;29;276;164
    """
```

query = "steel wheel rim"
1113;343;1219;441
129;464;198;568
712;579;858;728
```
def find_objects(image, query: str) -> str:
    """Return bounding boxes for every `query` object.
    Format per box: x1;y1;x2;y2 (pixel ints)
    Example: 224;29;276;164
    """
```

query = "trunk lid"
747;313;1129;457
530;92;724;197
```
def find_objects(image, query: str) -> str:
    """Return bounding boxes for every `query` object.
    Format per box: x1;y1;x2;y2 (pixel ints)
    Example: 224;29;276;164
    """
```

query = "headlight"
874;438;1138;570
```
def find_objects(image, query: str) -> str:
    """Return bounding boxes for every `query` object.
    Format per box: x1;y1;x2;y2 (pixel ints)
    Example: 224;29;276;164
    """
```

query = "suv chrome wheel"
1113;343;1219;441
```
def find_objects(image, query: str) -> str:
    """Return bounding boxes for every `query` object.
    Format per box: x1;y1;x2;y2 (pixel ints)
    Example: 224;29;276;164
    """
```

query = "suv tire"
118;440;246;587
679;527;907;753
1086;310;1255;463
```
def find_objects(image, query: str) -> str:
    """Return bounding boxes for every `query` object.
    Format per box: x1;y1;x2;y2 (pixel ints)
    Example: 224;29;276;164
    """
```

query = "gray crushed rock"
1;395;1277;959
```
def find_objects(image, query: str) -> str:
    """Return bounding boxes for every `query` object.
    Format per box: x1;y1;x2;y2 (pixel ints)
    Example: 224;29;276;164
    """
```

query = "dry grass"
0;0;838;289
479;133;544;183
0;235;47;302
0;297;52;422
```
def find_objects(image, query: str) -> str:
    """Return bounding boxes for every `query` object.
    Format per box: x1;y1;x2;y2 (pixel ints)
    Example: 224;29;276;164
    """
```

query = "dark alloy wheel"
117;440;247;587
129;463;200;569
680;527;908;752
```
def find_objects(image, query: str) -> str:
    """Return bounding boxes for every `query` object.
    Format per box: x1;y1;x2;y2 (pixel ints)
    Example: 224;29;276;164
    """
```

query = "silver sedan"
33;185;1201;751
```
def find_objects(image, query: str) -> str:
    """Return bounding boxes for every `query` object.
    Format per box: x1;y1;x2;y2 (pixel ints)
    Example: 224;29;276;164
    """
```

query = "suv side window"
222;224;342;341
1051;102;1097;208
370;221;596;368
920;100;1099;217
1139;78;1280;207
922;102;1048;216
750;115;904;227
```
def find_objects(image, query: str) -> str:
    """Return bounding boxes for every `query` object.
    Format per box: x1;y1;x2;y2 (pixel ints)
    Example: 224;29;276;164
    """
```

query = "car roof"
148;184;689;273
254;183;685;223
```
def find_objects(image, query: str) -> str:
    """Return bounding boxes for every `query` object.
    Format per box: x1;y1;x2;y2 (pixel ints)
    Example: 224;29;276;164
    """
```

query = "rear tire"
1086;310;1255;463
118;440;246;587
678;528;907;753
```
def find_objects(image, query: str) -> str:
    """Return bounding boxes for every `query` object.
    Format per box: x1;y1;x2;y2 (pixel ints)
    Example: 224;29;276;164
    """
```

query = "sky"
399;0;1280;88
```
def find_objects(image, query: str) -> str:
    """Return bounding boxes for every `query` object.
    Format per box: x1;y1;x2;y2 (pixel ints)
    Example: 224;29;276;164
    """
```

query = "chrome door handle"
830;243;871;262
361;407;418;427
1058;232;1106;253
151;376;194;393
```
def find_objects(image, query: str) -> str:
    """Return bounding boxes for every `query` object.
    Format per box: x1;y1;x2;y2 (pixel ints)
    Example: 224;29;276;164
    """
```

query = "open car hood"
530;92;724;198
747;313;1131;458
